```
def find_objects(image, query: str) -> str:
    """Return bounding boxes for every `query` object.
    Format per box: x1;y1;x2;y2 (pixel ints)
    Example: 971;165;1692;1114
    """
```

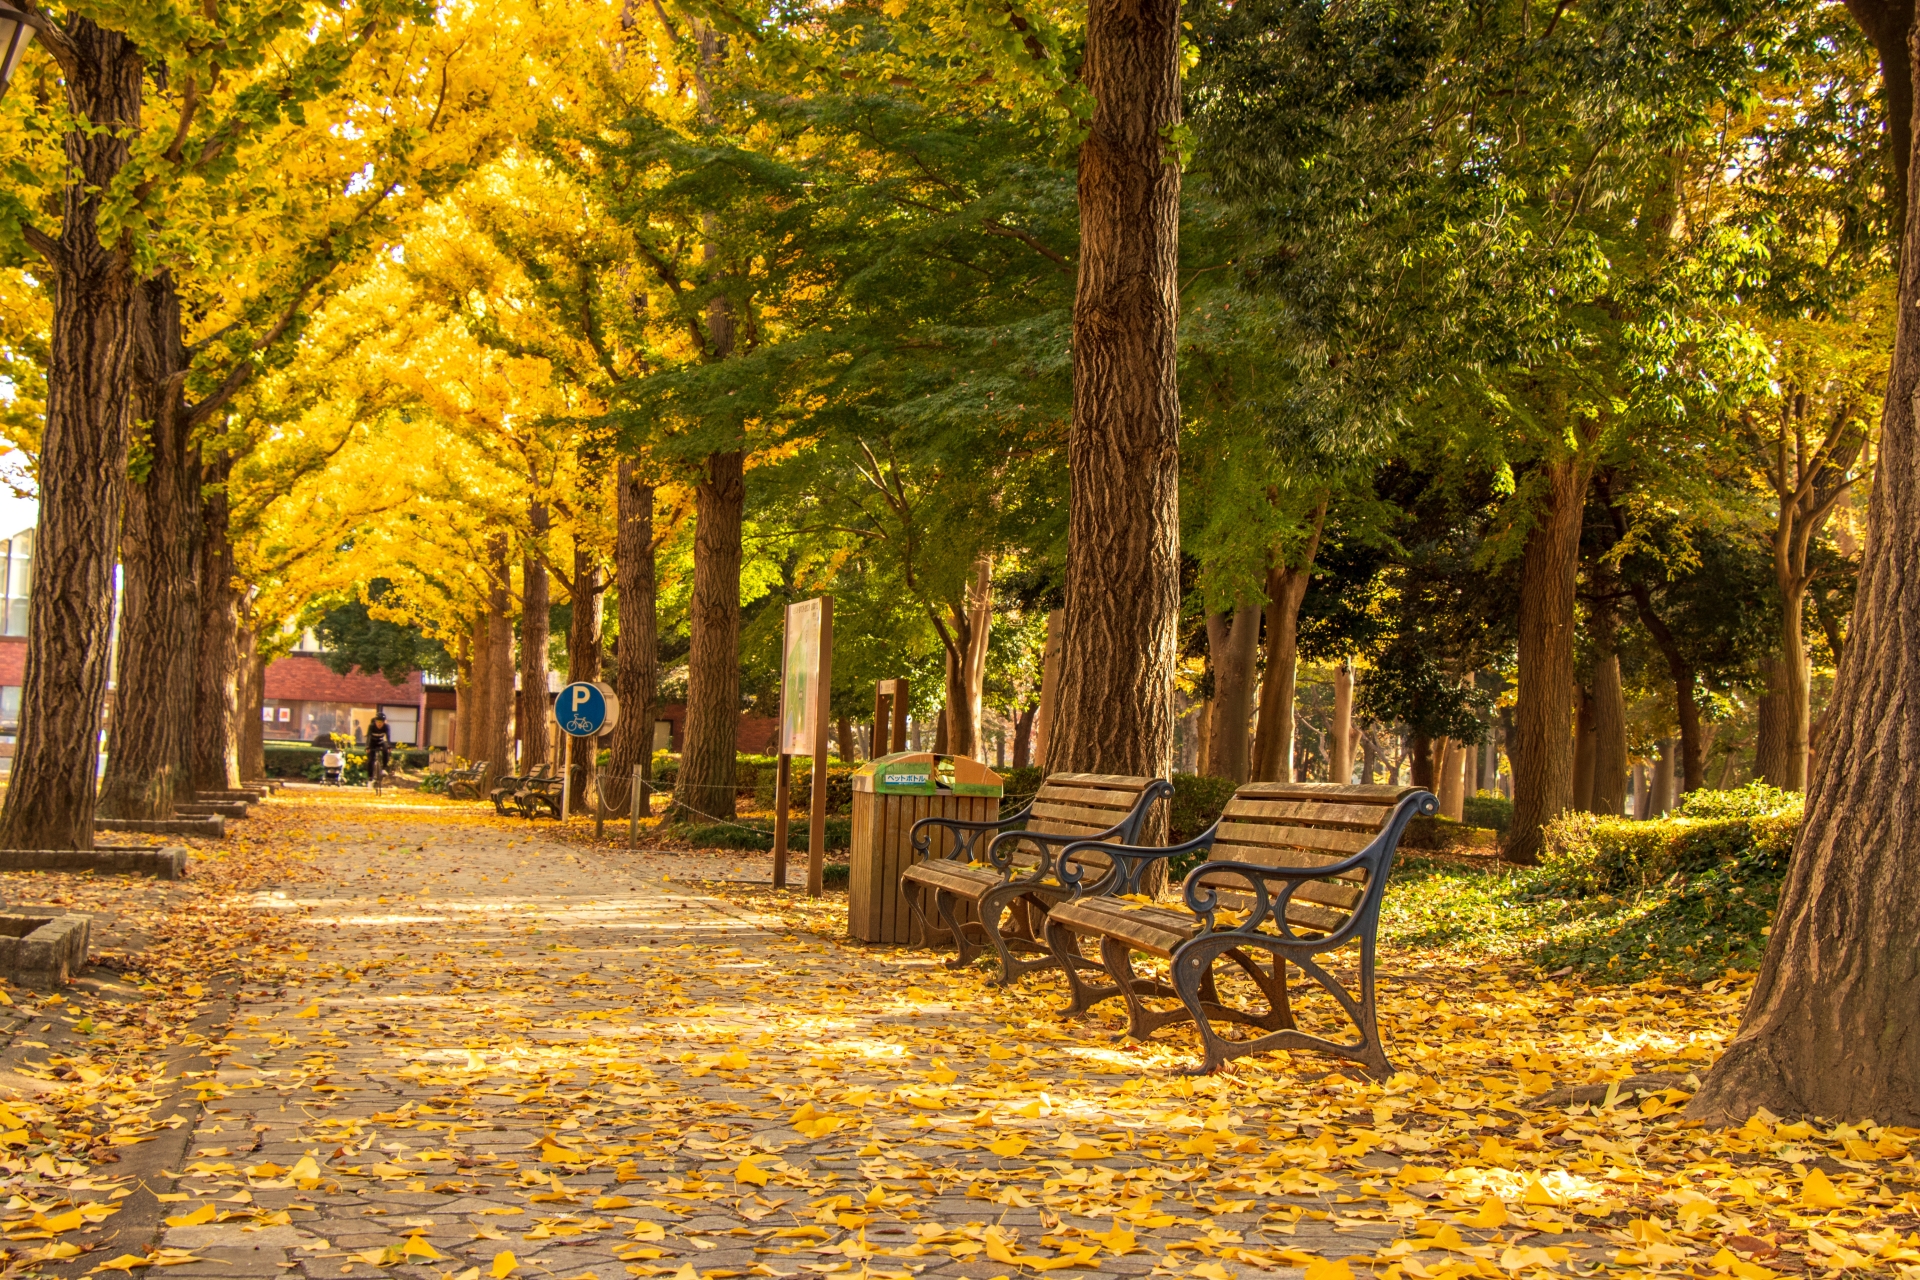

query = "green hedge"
676;816;853;853
754;761;858;814
1462;792;1513;834
267;744;427;778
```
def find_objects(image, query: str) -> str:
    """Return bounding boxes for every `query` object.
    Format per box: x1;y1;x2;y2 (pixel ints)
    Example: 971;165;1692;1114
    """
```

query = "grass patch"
1378;783;1797;984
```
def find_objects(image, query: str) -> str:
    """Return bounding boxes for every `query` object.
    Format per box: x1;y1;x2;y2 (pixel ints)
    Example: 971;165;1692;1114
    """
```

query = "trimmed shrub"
754;761;857;814
1461;792;1513;834
1169;773;1237;845
676;816;853;853
999;766;1044;803
1538;805;1800;897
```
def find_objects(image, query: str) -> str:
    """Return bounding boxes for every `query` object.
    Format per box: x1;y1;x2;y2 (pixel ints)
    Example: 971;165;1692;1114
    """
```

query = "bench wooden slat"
1045;773;1157;791
1209;842;1367;879
1214;820;1373;855
1030;801;1132;829
1231;782;1417;802
1221;797;1408;828
1034;786;1151;811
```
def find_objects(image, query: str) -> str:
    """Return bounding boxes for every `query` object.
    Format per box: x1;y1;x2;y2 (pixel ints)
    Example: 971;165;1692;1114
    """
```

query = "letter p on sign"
573;686;591;713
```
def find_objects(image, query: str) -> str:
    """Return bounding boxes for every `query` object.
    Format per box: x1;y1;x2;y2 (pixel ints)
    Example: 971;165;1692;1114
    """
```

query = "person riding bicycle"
365;712;394;787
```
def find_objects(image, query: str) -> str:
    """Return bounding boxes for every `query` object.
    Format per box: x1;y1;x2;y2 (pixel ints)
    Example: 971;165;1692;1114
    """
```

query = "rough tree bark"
1573;686;1596;814
483;537;514;785
1754;652;1799;788
193;460;243;794
1688;9;1920;1125
1251;503;1327;783
518;504;552;771
1507;457;1593;864
1204;600;1260;782
456;620;479;763
0;19;143;851
935;558;993;760
607;461;658;818
238;633;264;784
1042;0;1183;796
1330;658;1354;786
1012;704;1037;768
676;451;744;821
565;541;604;809
1591;608;1629;816
99;272;200;820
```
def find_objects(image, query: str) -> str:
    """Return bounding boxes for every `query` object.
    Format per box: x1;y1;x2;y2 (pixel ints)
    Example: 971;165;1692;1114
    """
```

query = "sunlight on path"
119;793;1918;1280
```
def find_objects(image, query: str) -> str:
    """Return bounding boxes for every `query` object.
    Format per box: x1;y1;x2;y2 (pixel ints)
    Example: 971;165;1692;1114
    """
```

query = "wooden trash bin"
849;753;1002;944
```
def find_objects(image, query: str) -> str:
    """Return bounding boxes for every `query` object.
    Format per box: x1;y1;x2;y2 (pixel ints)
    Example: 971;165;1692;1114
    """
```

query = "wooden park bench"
491;763;553;816
447;761;487;801
902;773;1172;984
514;771;563;819
1043;783;1435;1076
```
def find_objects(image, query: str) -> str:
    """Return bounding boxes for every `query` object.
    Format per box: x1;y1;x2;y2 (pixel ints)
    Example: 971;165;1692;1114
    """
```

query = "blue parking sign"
554;681;620;737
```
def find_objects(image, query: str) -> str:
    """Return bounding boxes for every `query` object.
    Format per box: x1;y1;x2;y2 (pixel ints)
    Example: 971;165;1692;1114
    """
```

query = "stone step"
178;800;250;819
0;846;188;880
200;786;274;802
94;815;224;839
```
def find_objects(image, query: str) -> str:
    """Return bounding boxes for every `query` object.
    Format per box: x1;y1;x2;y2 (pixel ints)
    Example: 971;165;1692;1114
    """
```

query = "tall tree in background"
1044;0;1183;783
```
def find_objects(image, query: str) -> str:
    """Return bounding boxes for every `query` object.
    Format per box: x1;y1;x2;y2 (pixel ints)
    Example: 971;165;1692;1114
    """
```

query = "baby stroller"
321;749;345;786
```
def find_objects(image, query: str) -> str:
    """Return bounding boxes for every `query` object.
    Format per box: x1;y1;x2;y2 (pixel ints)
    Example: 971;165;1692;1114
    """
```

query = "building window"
0;686;18;726
0;533;28;638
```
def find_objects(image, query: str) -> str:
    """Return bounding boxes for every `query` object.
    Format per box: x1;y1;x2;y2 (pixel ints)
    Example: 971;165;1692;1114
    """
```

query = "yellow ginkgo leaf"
296;1004;320;1019
163;1205;216;1228
491;1251;518;1278
87;1255;152;1274
1803;1168;1850;1210
1464;1197;1509;1228
987;1136;1027;1158
1303;1260;1354;1280
735;1159;770;1187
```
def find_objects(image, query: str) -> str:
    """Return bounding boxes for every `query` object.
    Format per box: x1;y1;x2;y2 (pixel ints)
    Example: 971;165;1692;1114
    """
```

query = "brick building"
262;654;452;748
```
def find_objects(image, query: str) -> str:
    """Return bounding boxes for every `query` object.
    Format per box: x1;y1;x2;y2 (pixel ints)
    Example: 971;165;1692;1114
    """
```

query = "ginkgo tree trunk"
0;17;142;851
1687;9;1920;1127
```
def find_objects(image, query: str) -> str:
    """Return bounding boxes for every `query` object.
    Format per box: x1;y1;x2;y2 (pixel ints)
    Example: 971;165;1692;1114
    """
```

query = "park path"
145;793;1415;1280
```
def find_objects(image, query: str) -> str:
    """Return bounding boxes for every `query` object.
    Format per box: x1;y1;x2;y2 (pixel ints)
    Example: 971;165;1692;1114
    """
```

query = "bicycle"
370;750;388;797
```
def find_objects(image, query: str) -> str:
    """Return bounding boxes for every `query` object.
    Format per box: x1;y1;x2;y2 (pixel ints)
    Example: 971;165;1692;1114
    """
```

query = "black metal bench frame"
491;763;553;816
902;776;1172;984
447;761;487;801
1044;788;1435;1076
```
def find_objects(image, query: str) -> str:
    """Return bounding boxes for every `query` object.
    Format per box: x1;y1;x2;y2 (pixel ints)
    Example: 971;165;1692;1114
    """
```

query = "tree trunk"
1690;10;1920;1124
1628;582;1711;792
1251;506;1326;783
566;541;603;810
676;450;744;821
1506;458;1592;864
456;619;479;763
193;461;243;794
608;461;658;818
1044;0;1182;797
1573;684;1597;814
99;272;200;820
1361;730;1378;785
1012;703;1037;768
836;716;855;761
1438;739;1465;820
1765;585;1812;791
0;19;144;851
1330;659;1354;786
1251;567;1309;783
958;556;992;761
518;504;552;773
1592;612;1629;816
483;537;514;787
1409;732;1435;791
239;638;265;784
1651;739;1676;817
1032;609;1064;770
1754;651;1799;788
1205;600;1259;782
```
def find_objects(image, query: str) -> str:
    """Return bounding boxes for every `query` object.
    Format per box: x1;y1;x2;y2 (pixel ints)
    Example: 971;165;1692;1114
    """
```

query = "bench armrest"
1054;826;1222;897
909;800;1035;865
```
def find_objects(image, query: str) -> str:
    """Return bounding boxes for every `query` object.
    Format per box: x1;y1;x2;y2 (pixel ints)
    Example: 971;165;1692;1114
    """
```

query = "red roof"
265;655;424;704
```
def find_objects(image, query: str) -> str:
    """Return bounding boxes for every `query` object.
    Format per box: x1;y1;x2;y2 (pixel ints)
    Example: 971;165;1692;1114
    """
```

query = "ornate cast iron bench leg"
1170;930;1392;1078
935;890;989;969
1047;916;1126;1017
976;882;1068;984
1099;937;1188;1041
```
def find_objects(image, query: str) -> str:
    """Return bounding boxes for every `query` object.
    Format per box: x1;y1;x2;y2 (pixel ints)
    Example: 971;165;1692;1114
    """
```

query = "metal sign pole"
560;733;572;822
807;599;833;897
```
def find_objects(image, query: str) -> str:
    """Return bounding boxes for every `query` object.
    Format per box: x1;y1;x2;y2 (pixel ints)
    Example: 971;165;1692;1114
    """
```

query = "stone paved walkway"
155;795;1426;1280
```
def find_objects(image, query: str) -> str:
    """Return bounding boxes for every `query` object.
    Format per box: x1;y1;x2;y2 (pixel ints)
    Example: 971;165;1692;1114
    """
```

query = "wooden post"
808;600;834;897
560;734;573;821
772;754;792;890
873;686;891;757
628;765;642;850
1331;658;1354;785
891;678;908;757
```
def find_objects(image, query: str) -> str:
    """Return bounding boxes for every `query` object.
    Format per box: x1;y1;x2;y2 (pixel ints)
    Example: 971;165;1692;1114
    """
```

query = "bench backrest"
1001;773;1163;872
1197;782;1422;934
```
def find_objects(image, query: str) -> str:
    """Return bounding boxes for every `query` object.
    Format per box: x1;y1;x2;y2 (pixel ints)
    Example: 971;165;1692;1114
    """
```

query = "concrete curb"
0;845;190;879
95;815;224;839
